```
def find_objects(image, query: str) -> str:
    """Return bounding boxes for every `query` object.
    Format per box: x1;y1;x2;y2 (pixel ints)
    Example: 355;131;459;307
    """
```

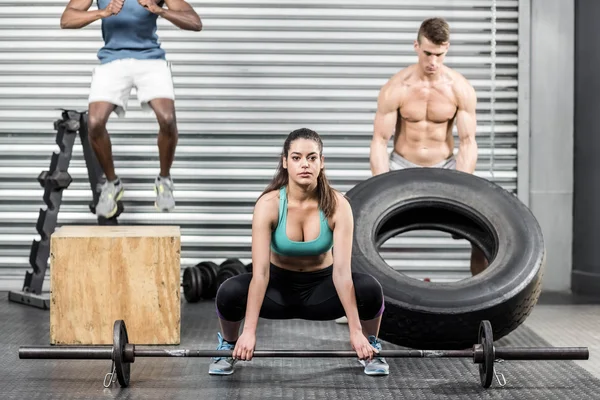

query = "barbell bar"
18;319;589;389
18;346;588;361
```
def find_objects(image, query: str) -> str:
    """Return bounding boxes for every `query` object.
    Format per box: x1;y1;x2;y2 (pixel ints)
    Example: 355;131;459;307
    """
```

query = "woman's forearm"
332;273;362;332
241;275;269;333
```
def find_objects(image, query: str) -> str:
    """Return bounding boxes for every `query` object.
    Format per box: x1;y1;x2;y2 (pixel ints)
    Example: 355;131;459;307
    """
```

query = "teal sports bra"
270;186;334;257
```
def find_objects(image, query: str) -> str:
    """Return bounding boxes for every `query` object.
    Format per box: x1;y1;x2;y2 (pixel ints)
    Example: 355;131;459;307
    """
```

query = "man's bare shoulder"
378;65;419;108
447;67;477;99
385;65;420;89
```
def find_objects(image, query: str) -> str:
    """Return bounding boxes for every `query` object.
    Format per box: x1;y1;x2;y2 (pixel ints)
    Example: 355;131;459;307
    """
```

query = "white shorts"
88;58;175;117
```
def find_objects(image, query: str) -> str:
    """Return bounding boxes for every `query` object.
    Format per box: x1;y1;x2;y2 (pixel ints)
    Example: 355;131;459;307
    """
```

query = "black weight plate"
195;265;209;299
204;261;220;282
192;266;203;300
113;320;130;388
182;266;200;303
196;261;219;299
220;258;248;276
220;258;245;270
227;264;248;275
245;262;252;273
216;266;239;288
479;320;495;388
231;264;248;275
218;258;248;286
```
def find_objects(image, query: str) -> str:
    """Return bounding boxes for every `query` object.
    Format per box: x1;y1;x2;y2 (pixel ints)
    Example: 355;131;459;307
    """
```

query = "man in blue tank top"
60;0;201;218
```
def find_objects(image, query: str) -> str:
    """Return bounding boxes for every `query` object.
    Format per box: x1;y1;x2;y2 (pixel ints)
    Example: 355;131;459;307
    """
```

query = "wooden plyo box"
49;225;181;345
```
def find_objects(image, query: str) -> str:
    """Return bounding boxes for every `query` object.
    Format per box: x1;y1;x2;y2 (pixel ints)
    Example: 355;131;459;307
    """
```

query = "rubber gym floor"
1;291;598;400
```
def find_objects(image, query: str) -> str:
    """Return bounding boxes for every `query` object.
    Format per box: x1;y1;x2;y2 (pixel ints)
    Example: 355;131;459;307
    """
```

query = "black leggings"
215;263;384;322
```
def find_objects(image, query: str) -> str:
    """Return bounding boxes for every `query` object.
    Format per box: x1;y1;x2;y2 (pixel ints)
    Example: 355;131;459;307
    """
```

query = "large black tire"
346;168;545;350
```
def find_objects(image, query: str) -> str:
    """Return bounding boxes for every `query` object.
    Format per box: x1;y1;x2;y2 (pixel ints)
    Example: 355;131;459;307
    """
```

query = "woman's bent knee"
352;273;384;320
215;274;252;321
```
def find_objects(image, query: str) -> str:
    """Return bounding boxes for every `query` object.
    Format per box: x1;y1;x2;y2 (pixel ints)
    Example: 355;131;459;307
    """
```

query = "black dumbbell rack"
8;109;123;310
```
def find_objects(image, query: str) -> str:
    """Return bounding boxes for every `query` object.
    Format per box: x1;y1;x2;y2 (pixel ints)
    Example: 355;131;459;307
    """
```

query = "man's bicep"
373;88;399;143
456;109;476;140
65;0;93;11
456;83;477;139
164;0;194;11
461;83;477;112
374;110;397;142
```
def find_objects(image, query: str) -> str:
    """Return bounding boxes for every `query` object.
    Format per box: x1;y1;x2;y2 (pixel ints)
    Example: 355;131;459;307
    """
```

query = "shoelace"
368;337;385;363
213;333;234;361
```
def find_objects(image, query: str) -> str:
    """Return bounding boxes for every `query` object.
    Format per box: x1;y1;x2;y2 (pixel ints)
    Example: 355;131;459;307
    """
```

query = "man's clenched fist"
102;0;124;17
138;0;163;14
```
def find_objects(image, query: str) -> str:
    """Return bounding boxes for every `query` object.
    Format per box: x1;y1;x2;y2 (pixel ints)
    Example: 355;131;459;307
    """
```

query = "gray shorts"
389;151;456;171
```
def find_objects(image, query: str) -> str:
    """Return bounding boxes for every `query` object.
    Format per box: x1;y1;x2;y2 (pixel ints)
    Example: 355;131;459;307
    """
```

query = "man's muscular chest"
399;84;457;123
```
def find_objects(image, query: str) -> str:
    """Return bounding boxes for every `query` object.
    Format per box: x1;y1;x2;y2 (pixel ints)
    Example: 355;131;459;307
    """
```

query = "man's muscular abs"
392;64;459;167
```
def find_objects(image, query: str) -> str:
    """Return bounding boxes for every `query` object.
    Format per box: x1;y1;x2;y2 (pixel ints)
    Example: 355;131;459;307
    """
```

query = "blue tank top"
96;0;166;64
270;187;334;257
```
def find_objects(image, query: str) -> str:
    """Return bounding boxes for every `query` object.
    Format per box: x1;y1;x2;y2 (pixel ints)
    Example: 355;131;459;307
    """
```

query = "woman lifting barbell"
210;128;389;376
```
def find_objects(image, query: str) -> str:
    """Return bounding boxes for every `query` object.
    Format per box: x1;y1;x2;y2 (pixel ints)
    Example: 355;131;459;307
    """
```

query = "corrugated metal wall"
0;0;520;290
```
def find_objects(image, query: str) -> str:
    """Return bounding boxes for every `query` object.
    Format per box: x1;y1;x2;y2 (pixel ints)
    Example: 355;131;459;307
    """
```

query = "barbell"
18;319;589;389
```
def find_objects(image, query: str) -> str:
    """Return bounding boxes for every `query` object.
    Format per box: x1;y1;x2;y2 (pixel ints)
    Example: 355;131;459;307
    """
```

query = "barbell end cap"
473;344;484;364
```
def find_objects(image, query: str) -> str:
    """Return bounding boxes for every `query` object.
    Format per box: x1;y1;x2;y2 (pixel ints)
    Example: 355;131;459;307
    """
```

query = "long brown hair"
261;128;337;219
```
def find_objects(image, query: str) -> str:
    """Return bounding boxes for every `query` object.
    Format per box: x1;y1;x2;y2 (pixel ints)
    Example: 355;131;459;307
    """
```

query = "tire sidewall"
348;168;545;314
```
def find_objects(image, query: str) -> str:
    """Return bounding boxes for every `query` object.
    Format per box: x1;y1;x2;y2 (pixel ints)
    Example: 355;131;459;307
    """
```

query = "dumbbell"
182;261;221;303
184;258;251;303
196;261;220;299
182;266;202;303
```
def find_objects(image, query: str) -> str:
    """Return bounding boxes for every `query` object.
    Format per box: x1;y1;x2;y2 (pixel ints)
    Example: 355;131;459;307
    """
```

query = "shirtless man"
370;17;487;277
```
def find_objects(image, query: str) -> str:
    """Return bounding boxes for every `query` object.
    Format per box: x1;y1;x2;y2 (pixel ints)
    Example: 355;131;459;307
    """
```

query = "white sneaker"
96;178;124;218
154;175;175;212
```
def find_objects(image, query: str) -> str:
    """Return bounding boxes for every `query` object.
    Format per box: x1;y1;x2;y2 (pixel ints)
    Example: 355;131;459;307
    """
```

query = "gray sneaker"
208;333;237;375
95;179;124;218
154;175;175;212
359;335;390;376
